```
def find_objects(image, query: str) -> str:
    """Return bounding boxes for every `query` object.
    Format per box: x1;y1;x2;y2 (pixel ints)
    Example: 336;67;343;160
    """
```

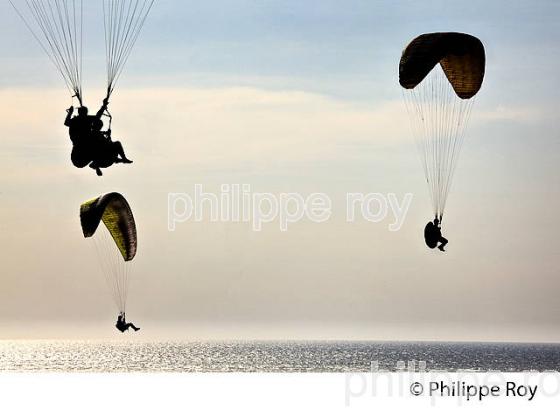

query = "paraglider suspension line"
103;108;113;131
72;92;83;107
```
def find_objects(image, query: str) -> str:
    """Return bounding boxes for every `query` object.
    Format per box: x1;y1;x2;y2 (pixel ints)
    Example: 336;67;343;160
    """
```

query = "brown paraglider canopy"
399;32;485;99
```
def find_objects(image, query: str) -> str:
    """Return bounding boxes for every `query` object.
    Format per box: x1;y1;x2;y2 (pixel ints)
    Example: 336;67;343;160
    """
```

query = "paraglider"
399;32;485;250
424;218;448;252
116;312;140;332
10;0;154;175
88;117;133;176
64;99;133;175
80;192;140;332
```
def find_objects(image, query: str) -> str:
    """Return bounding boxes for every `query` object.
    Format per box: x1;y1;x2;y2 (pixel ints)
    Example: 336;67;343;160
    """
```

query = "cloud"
475;104;547;123
0;86;410;171
112;87;413;176
5;86;548;175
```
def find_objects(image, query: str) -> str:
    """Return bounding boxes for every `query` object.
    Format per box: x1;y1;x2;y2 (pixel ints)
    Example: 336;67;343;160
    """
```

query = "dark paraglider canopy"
80;192;137;261
399;32;486;99
400;32;486;221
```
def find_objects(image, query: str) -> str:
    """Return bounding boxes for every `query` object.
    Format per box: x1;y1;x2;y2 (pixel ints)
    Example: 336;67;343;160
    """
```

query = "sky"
0;0;559;342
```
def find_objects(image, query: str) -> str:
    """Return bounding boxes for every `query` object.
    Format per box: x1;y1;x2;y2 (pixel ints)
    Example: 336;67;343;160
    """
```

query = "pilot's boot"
89;162;103;176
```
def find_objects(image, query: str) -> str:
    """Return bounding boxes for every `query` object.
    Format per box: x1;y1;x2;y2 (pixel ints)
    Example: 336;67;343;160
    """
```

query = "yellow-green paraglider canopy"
80;192;137;261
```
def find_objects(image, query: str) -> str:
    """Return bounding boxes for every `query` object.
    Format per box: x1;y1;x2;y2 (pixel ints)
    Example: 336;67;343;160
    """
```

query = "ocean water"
0;340;559;372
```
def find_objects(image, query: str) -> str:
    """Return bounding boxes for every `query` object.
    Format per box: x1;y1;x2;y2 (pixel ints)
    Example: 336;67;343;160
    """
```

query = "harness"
102;108;113;134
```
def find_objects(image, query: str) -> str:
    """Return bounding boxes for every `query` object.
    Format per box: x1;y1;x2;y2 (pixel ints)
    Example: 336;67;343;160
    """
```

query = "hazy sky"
0;1;559;341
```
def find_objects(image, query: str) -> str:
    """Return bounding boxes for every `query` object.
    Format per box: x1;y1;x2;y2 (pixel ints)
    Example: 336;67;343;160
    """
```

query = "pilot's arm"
95;98;109;119
64;106;74;127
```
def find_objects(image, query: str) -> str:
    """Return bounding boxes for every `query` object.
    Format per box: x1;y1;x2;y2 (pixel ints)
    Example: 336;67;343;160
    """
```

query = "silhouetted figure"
88;118;133;176
424;218;448;252
116;312;140;333
64;98;109;168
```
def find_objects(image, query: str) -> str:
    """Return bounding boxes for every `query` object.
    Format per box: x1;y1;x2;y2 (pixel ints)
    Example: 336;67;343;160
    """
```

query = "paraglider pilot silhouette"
64;98;133;176
116;312;140;332
9;0;155;176
80;193;141;333
399;32;486;252
424;218;448;252
11;0;153;174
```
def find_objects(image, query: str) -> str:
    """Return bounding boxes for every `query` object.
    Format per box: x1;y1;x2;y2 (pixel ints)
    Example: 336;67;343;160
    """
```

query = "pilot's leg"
113;141;132;163
89;161;103;176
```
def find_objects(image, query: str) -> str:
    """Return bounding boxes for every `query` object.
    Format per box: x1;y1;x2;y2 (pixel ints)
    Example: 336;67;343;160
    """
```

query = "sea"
0;340;559;372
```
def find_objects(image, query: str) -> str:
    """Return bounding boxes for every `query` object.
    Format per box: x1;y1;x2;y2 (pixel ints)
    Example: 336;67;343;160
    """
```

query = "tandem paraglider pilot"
424;218;448;252
12;1;152;175
64;98;133;176
116;312;140;333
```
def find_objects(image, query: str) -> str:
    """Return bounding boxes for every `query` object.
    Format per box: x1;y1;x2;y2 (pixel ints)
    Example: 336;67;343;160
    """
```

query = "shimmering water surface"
0;341;559;372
